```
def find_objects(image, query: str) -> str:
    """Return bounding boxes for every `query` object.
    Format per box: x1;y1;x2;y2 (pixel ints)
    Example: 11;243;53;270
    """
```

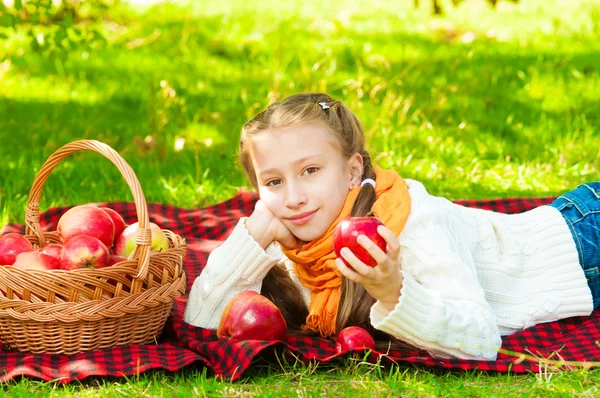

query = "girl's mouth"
288;210;317;226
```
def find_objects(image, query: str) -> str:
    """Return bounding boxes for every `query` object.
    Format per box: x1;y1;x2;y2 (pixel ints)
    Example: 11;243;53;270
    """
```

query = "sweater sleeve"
183;217;285;329
370;219;503;361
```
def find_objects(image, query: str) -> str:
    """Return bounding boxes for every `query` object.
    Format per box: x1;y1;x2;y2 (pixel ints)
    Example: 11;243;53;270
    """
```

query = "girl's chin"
289;228;326;244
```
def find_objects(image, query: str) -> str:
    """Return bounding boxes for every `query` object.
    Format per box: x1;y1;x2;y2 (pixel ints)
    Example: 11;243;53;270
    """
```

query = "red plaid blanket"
1;191;599;383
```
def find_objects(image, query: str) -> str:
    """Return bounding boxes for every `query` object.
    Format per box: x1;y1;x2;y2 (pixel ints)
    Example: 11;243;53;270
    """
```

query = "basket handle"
24;140;151;281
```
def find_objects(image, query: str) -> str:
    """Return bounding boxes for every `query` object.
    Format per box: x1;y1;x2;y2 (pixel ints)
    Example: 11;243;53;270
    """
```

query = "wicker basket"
0;140;186;354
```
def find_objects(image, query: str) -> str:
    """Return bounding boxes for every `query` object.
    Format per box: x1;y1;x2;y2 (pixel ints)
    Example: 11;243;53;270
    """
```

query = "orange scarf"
281;166;411;337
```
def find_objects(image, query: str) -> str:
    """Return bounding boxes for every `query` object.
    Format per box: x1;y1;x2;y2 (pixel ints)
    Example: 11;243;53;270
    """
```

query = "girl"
184;92;598;361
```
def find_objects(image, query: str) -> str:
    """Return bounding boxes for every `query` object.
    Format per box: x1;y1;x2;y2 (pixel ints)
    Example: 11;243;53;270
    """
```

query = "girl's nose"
284;182;307;208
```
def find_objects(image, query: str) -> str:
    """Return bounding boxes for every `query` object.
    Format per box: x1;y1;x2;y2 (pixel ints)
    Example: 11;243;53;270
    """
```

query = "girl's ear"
347;153;363;190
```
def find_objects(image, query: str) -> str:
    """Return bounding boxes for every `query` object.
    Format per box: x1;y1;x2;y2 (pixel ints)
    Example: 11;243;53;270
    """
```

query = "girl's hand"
245;200;302;250
335;225;403;311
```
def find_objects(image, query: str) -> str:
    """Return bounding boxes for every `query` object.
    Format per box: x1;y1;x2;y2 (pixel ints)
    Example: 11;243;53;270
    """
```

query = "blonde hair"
240;93;407;348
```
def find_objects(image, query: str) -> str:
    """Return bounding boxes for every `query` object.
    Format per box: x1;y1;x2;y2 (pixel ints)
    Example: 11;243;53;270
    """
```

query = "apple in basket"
57;205;115;249
217;291;287;341
38;243;63;260
12;251;61;271
114;222;169;257
100;207;127;244
333;217;387;267
108;255;127;266
0;233;34;265
335;326;375;354
59;235;110;270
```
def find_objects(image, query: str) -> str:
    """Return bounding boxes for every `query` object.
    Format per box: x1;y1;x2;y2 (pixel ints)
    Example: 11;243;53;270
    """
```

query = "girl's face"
250;121;363;242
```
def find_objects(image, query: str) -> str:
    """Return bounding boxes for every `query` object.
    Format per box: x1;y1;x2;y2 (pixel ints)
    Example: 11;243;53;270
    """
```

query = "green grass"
1;0;600;395
2;356;600;397
3;355;600;397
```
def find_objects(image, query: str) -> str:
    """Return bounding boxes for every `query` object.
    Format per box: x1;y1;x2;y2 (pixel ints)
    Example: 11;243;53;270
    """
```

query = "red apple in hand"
57;205;115;249
0;233;34;265
38;244;63;260
217;291;287;341
100;207;127;244
59;235;110;270
114;222;169;257
12;251;61;271
335;326;375;353
333;217;387;267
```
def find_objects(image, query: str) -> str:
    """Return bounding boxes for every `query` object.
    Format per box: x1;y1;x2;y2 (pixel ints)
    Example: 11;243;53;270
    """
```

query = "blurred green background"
1;0;599;228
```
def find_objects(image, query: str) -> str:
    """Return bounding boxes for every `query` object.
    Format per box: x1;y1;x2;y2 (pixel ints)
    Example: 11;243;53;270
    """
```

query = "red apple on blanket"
217;291;287;341
59;235;110;270
57;205;115;249
100;207;127;244
335;326;376;353
38;244;63;260
0;233;34;265
333;217;387;267
114;222;169;257
12;251;61;271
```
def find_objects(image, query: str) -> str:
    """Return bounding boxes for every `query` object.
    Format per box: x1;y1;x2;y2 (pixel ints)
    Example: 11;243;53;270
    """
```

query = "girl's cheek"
257;186;268;199
257;190;279;209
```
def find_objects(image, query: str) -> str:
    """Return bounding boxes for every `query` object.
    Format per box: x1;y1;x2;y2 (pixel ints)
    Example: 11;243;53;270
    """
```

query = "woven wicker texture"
0;140;187;354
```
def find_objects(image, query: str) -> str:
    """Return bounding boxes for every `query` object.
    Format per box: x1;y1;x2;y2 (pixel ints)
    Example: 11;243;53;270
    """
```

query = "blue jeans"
549;182;600;309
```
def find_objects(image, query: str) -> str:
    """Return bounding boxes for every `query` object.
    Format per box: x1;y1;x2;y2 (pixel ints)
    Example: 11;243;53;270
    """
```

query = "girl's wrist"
379;299;399;312
378;285;402;311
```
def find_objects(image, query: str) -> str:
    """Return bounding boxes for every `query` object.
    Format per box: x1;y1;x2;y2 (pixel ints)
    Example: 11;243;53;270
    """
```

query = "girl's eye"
303;167;319;175
266;179;282;187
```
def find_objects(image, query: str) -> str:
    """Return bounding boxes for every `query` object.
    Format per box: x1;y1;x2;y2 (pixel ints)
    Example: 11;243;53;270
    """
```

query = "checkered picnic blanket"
1;191;599;383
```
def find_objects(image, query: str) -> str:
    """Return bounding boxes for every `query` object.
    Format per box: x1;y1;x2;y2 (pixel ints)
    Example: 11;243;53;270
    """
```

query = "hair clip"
361;178;376;188
318;101;330;111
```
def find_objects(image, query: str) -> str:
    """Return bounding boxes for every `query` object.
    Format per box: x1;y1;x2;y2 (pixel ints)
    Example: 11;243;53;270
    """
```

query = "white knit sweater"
184;179;593;360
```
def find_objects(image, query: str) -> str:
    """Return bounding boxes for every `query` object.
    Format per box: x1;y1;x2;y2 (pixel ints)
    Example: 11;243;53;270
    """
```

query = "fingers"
356;234;388;264
338;247;374;277
277;231;302;250
336;226;401;296
338;226;399;275
335;258;363;283
377;225;400;258
253;199;268;213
